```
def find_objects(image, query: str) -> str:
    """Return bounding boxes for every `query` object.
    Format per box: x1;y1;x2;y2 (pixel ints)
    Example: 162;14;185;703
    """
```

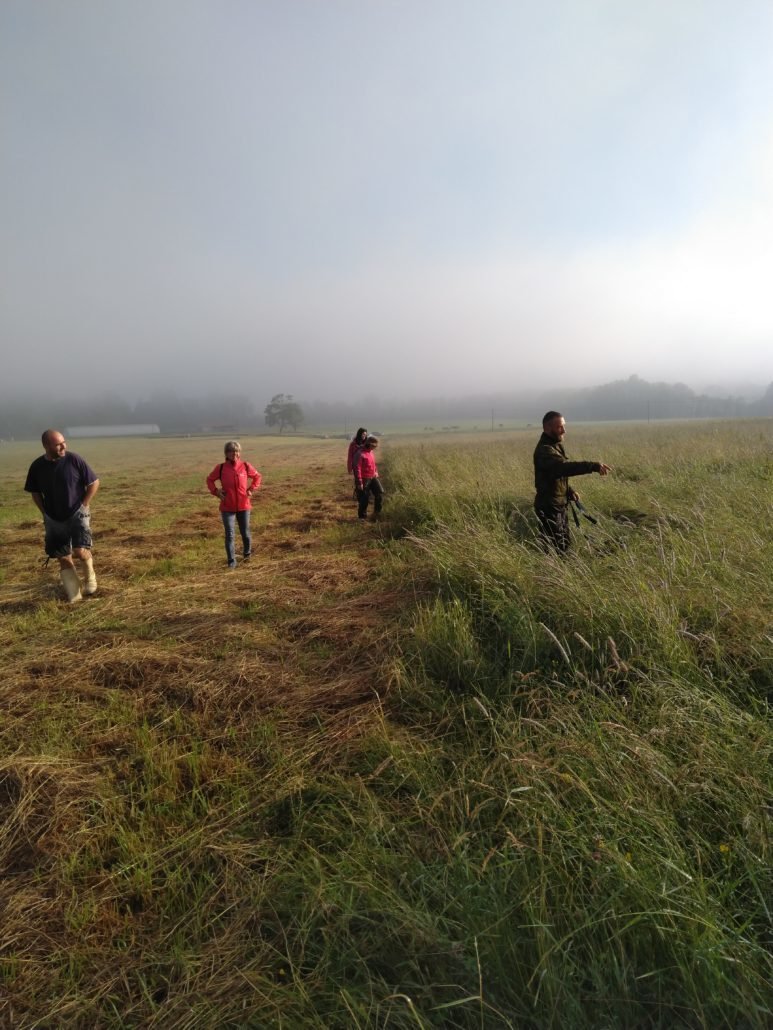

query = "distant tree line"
303;375;773;426
551;375;770;423
1;375;770;439
0;392;312;439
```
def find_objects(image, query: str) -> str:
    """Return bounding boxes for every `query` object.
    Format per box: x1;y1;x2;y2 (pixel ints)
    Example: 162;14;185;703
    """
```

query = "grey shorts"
43;506;93;558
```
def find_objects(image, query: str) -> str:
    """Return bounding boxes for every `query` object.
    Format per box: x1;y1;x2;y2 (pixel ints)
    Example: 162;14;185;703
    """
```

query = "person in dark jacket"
533;411;611;552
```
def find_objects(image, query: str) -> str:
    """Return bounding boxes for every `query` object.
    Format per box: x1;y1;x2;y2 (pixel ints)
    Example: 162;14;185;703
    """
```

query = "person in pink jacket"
354;435;383;519
347;428;368;475
347;427;368;501
206;440;262;568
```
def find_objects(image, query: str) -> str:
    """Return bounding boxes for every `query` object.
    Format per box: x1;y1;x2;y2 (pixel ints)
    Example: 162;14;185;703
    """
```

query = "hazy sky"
3;1;773;403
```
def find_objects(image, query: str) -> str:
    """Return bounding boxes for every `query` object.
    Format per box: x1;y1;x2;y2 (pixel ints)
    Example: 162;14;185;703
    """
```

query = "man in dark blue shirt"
24;429;100;602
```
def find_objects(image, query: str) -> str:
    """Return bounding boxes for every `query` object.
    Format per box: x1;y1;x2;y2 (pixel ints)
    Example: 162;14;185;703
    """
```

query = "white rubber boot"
60;566;82;604
81;557;98;595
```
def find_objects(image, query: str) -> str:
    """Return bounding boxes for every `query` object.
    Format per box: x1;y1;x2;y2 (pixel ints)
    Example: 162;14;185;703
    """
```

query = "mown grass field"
0;422;771;1028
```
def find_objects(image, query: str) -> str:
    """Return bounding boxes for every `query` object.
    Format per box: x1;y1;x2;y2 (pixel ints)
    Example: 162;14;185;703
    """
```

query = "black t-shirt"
24;452;98;521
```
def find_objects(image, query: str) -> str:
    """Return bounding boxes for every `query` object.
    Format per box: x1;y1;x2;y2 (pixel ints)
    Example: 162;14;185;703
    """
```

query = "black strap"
572;499;598;525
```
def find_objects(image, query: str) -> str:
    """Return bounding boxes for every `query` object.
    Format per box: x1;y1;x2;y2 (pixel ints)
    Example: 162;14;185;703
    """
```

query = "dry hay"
1;449;407;750
0;756;101;877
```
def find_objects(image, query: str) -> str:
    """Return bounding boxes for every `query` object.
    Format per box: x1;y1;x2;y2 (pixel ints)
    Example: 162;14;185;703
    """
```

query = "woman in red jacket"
354;435;383;519
206;441;262;568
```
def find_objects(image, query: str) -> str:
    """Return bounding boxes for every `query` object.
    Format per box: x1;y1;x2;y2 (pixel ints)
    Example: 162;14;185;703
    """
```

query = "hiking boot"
60;566;82;603
81;557;98;595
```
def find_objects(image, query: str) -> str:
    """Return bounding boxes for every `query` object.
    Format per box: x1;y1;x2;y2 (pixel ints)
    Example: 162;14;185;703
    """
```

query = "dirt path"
147;453;403;747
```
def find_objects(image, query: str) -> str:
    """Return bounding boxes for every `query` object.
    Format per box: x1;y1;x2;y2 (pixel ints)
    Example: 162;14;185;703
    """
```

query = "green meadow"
0;421;771;1028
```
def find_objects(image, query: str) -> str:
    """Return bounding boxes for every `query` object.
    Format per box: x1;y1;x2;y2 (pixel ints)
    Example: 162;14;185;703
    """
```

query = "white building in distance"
65;424;161;437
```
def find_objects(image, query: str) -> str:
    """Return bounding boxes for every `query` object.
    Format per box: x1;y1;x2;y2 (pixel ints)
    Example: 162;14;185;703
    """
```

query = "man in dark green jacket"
533;411;612;552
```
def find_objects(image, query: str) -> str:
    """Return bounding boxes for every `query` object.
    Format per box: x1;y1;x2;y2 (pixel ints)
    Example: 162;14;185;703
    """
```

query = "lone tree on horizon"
264;393;304;433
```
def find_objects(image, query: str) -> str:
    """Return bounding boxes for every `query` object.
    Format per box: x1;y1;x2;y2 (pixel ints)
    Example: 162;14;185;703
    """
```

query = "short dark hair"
542;411;563;427
41;429;61;446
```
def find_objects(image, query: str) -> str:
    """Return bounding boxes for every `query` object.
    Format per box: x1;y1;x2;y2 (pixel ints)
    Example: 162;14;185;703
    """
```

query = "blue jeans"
221;510;251;564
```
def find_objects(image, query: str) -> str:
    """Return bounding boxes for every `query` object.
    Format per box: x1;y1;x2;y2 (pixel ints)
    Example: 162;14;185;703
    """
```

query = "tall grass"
374;421;772;1026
